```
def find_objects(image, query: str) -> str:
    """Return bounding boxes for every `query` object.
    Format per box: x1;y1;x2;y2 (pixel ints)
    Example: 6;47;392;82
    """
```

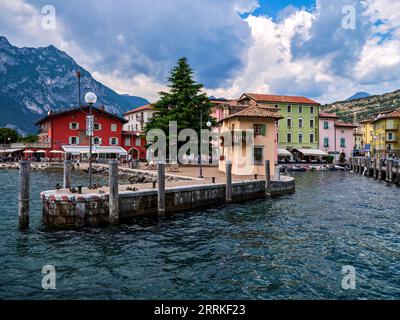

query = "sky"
0;0;400;104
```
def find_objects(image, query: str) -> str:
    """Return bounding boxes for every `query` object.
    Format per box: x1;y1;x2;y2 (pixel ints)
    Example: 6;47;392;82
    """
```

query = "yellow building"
359;119;374;152
219;106;282;176
371;110;400;158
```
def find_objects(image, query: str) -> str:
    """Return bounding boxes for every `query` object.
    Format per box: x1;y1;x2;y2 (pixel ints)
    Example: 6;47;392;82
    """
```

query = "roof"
335;122;358;128
239;93;320;105
124;104;155;115
319;112;338;119
278;148;292;156
220;107;283;122
35;106;128;126
62;145;127;155
372;110;400;123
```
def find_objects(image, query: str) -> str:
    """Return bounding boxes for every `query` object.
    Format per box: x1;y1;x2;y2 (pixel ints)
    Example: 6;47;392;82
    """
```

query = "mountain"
321;89;400;123
346;92;371;101
120;94;149;108
0;36;148;133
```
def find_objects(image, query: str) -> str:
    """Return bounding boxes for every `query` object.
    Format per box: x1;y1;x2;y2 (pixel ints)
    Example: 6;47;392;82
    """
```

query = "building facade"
35;106;128;158
235;93;320;151
122;104;158;160
371;110;400;158
218;106;281;176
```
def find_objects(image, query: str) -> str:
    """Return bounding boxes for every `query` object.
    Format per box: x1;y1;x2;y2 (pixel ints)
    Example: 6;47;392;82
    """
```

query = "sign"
365;144;371;151
86;115;94;136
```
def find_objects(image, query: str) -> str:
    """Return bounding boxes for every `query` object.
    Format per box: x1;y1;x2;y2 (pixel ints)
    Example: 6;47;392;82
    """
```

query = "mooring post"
109;160;119;224
265;160;271;198
378;159;383;180
360;158;365;175
226;160;233;203
63;160;73;189
396;164;400;185
387;159;393;182
350;158;353;171
373;158;377;178
366;158;371;176
18;160;30;229
157;162;166;216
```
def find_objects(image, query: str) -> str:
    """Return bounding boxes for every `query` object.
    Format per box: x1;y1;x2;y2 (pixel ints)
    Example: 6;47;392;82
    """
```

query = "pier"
39;161;295;228
349;157;400;184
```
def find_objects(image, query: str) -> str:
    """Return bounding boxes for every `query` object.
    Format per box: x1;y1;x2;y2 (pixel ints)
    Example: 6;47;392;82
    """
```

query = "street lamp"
84;92;97;189
198;108;212;178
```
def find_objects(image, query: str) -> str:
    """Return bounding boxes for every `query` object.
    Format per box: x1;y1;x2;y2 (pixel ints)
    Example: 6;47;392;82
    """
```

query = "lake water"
0;170;399;300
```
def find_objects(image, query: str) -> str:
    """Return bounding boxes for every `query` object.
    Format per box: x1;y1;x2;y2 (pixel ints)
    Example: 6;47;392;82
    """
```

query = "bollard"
157;162;166;216
373;158;377;178
212;177;216;184
366;158;371;177
254;174;258;180
109;160;119;224
396;165;400;185
265;160;271;198
378;159;383;180
387;159;393;182
18;160;30;229
63;160;73;189
350;158;353;171
226;161;232;203
275;166;281;181
152;181;157;189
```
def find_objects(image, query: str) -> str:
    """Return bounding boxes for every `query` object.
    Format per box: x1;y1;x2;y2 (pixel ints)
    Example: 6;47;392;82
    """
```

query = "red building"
35;106;128;159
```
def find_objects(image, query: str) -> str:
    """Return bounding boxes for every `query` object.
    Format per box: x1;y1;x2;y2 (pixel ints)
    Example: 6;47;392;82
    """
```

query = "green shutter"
261;125;266;136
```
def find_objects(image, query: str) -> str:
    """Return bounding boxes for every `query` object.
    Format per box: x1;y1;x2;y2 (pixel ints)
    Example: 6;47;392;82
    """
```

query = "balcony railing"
0;143;51;149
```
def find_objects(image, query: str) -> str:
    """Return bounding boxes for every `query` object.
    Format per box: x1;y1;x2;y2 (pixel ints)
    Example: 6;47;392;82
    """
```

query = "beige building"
218;107;282;176
123;104;157;132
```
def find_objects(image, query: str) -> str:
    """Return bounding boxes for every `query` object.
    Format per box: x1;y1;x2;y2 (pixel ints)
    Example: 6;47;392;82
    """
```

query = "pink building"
319;112;358;161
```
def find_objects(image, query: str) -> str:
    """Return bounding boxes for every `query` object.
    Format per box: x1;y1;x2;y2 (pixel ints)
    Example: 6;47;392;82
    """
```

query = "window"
93;137;101;145
299;105;303;113
324;122;329;129
287;132;292;143
299;118;303;128
310;133;314;144
310;106;314;114
111;124;117;132
94;123;101;131
388;132;394;141
135;124;138;131
69;136;79;145
287;118;292;128
287;105;292;113
109;137;118;145
135;137;141;146
254;124;266;136
324;137;329;148
298;132;303;143
125;137;131;146
253;147;264;165
310;119;315;128
69;122;79;130
340;138;346;148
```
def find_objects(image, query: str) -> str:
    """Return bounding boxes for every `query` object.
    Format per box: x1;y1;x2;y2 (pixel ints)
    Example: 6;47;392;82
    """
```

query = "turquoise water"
0;170;399;299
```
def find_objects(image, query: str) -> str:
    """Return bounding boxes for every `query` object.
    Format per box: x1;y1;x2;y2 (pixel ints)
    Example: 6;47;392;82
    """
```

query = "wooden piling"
63;160;73;189
226;160;233;203
157;162;166;216
18;160;30;229
387;159;393;182
373;158;377;178
265;160;271;198
109;160;119;224
378;159;383;180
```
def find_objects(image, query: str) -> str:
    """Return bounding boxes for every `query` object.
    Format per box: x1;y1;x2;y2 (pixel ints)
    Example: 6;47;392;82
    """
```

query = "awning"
93;146;128;155
278;148;292;156
62;145;128;155
50;150;65;154
0;148;23;153
35;150;47;153
294;148;329;156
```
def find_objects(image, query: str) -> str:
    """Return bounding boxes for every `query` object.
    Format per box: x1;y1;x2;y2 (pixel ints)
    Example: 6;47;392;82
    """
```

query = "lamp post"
84;92;97;189
198;107;212;178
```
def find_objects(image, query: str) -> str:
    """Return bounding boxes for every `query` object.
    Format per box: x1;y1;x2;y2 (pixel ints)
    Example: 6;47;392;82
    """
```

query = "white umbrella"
35;150;47;153
50;150;65;154
23;150;34;154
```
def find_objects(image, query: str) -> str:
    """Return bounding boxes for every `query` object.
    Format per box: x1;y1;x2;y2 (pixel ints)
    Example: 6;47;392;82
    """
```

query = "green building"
237;93;320;151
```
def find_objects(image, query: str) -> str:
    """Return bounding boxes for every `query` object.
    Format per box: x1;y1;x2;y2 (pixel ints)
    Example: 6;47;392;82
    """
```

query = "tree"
19;134;38;143
0;128;19;144
145;57;216;142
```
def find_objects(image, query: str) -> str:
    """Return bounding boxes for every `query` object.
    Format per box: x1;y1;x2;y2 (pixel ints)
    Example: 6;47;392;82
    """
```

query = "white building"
123;104;158;132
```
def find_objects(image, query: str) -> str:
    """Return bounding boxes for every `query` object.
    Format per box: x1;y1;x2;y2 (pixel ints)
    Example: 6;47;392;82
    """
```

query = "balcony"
385;125;398;130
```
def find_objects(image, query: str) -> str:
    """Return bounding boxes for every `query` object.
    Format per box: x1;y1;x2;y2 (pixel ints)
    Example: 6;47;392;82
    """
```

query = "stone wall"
41;177;295;228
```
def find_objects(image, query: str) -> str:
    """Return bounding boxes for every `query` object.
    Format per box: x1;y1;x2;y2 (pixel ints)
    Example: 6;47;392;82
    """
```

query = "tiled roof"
221;107;283;122
319;112;338;118
124;104;154;115
241;93;320;105
335;122;358;128
372;110;400;123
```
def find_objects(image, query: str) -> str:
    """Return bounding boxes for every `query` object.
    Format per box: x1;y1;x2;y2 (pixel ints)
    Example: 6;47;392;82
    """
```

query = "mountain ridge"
0;36;149;134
